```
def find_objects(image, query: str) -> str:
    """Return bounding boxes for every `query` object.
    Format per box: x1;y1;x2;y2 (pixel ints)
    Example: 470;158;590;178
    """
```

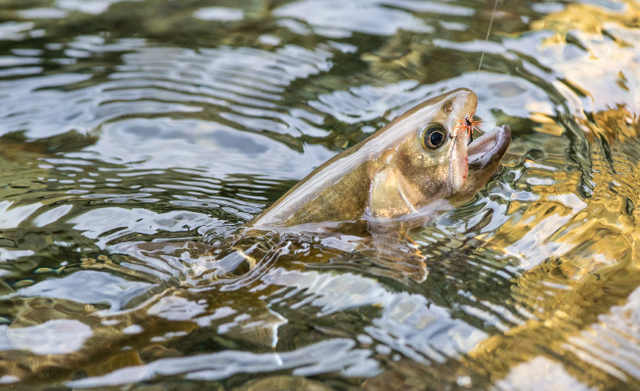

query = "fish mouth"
468;124;511;171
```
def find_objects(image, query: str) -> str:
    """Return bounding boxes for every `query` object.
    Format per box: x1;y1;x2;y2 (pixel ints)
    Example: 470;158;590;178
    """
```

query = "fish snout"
468;124;511;171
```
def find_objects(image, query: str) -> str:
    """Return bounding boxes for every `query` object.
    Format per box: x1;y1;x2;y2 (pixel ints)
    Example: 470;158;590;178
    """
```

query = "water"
0;0;639;389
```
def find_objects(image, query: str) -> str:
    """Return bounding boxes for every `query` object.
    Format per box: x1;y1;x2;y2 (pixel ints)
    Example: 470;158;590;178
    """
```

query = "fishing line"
473;0;500;90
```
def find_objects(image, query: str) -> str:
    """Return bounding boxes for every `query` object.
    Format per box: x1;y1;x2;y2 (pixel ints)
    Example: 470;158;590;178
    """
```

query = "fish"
250;88;511;234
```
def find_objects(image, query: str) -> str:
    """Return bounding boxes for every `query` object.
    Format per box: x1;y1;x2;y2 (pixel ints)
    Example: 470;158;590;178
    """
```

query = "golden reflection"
460;118;640;388
427;2;640;376
581;105;640;144
532;1;640;43
361;32;430;83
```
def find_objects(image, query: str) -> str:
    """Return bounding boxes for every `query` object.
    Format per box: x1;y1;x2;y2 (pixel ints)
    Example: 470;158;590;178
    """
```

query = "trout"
251;88;511;234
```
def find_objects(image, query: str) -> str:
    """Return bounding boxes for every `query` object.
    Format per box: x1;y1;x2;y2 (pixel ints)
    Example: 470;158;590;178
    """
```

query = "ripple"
67;338;375;387
275;0;435;38
193;7;244;22
562;273;640;381
263;267;488;364
0;201;41;229
4;319;93;355
0;40;334;146
56;0;135;15
15;270;154;311
69;207;216;248
494;356;596;391
309;73;550;131
0;22;34;41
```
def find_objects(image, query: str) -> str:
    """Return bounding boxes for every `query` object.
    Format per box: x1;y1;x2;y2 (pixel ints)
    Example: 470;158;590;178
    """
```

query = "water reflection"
0;0;639;389
68;338;375;387
275;0;439;38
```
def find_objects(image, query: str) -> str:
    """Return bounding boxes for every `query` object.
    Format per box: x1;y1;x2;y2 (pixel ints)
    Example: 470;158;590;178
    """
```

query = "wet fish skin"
250;88;511;232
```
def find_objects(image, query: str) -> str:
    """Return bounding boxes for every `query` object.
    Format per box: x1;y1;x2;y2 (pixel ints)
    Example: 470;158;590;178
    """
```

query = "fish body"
251;88;511;233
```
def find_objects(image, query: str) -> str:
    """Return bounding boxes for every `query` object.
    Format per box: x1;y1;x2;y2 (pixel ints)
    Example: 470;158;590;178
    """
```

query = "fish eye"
421;123;447;150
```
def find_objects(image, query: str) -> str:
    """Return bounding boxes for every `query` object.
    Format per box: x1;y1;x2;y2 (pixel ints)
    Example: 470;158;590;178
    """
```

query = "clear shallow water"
0;0;639;389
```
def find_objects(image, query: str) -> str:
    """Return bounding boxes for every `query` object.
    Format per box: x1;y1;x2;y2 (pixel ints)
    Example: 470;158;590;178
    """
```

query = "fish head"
369;88;511;219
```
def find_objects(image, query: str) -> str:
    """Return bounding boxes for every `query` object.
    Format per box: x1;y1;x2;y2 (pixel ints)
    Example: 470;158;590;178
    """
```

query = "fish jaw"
449;124;511;203
468;125;512;172
448;130;470;193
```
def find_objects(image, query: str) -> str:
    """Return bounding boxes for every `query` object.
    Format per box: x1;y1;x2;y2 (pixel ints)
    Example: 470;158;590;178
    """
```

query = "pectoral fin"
368;167;428;282
369;167;417;219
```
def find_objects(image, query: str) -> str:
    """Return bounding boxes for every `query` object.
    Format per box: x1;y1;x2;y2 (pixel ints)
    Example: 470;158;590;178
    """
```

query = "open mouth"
468;125;512;170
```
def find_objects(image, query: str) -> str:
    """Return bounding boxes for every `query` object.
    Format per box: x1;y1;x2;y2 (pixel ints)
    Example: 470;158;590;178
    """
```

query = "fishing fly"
454;116;483;144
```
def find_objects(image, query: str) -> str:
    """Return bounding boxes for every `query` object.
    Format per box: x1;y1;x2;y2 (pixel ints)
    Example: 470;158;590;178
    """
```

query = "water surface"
0;0;639;390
